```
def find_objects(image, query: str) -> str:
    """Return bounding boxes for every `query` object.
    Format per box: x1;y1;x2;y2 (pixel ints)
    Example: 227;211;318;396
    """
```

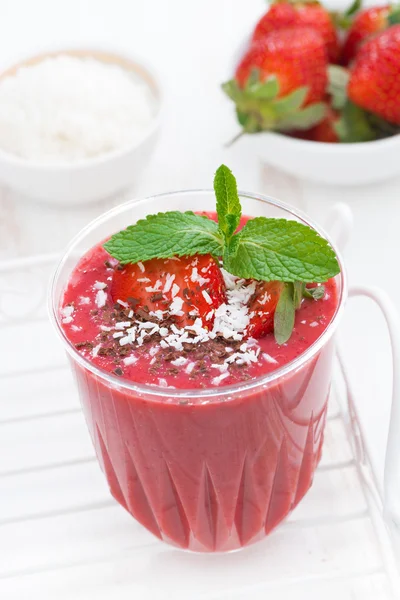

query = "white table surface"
0;0;399;592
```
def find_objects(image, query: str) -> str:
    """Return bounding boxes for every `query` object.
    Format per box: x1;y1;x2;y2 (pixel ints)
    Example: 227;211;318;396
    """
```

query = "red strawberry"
252;3;299;41
224;27;328;135
236;27;327;103
111;254;226;328
246;281;284;338
348;25;400;125
341;5;392;65
252;1;340;63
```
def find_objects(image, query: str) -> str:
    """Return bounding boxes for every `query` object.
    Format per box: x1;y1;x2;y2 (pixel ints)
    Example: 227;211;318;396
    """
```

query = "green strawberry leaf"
251;75;280;100
214;164;242;241
328;65;350;110
104;211;224;264
222;70;325;135
388;5;400;25
221;80;242;102
277;102;327;131
274;283;295;344
272;87;309;115
243;71;280;100
236;110;260;133
366;112;400;138
335;101;378;142
223;217;340;283
245;69;262;92
332;0;362;29
344;0;362;18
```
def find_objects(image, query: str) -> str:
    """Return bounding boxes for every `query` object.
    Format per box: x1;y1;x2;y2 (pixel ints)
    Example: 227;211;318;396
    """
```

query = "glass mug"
50;190;347;552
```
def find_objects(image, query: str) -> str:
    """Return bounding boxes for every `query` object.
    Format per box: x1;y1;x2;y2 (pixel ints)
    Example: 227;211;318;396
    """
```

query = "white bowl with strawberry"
224;0;400;185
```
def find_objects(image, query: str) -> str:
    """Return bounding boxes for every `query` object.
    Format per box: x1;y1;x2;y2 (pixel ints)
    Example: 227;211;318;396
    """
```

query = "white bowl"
236;131;400;185
0;49;162;204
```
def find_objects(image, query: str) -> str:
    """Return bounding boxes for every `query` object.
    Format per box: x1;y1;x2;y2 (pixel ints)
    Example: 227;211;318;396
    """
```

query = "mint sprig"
104;164;340;343
105;164;339;282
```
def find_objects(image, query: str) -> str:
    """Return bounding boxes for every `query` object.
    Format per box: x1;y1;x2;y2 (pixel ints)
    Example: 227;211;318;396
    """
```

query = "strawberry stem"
225;130;246;147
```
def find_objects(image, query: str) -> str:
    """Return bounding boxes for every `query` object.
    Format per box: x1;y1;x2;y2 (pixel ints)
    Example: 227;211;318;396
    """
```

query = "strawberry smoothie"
59;209;339;552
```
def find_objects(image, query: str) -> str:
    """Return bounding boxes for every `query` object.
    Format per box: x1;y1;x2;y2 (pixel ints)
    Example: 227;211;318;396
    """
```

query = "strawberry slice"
246;281;284;338
110;254;226;328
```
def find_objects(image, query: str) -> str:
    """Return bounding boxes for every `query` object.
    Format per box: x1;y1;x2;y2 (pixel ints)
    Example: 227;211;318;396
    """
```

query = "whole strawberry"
341;5;398;65
252;1;339;63
348;25;400;125
223;27;328;135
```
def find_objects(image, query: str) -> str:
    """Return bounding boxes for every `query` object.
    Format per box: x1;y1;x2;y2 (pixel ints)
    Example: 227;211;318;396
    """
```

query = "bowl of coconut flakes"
0;49;161;204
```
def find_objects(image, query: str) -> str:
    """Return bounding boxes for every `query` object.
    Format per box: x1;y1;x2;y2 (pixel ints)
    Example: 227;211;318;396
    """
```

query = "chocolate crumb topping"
118;346;130;356
167;367;179;376
150;292;164;302
98;347;117;357
127;297;140;308
73;290;262;387
75;341;93;350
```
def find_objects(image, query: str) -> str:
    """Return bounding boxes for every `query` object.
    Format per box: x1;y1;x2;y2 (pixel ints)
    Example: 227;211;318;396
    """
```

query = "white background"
0;0;398;559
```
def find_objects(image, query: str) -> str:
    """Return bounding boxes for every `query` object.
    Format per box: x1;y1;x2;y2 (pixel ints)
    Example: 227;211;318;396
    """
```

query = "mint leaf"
104;211;224;264
304;285;325;300
224;217;340;283
293;281;305;310
214;164;241;241
274;283;295;344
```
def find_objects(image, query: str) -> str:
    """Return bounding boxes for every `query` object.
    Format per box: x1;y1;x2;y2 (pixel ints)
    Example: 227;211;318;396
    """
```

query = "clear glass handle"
324;203;400;563
346;286;400;528
324;202;353;253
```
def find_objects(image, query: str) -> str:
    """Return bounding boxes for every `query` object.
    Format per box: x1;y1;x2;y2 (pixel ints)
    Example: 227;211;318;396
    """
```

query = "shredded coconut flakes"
95;289;107;308
0;55;155;163
212;372;230;386
61;305;74;323
123;355;138;366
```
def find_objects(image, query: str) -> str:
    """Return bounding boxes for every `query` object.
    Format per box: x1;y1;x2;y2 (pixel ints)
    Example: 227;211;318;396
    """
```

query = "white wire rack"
1;254;399;599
